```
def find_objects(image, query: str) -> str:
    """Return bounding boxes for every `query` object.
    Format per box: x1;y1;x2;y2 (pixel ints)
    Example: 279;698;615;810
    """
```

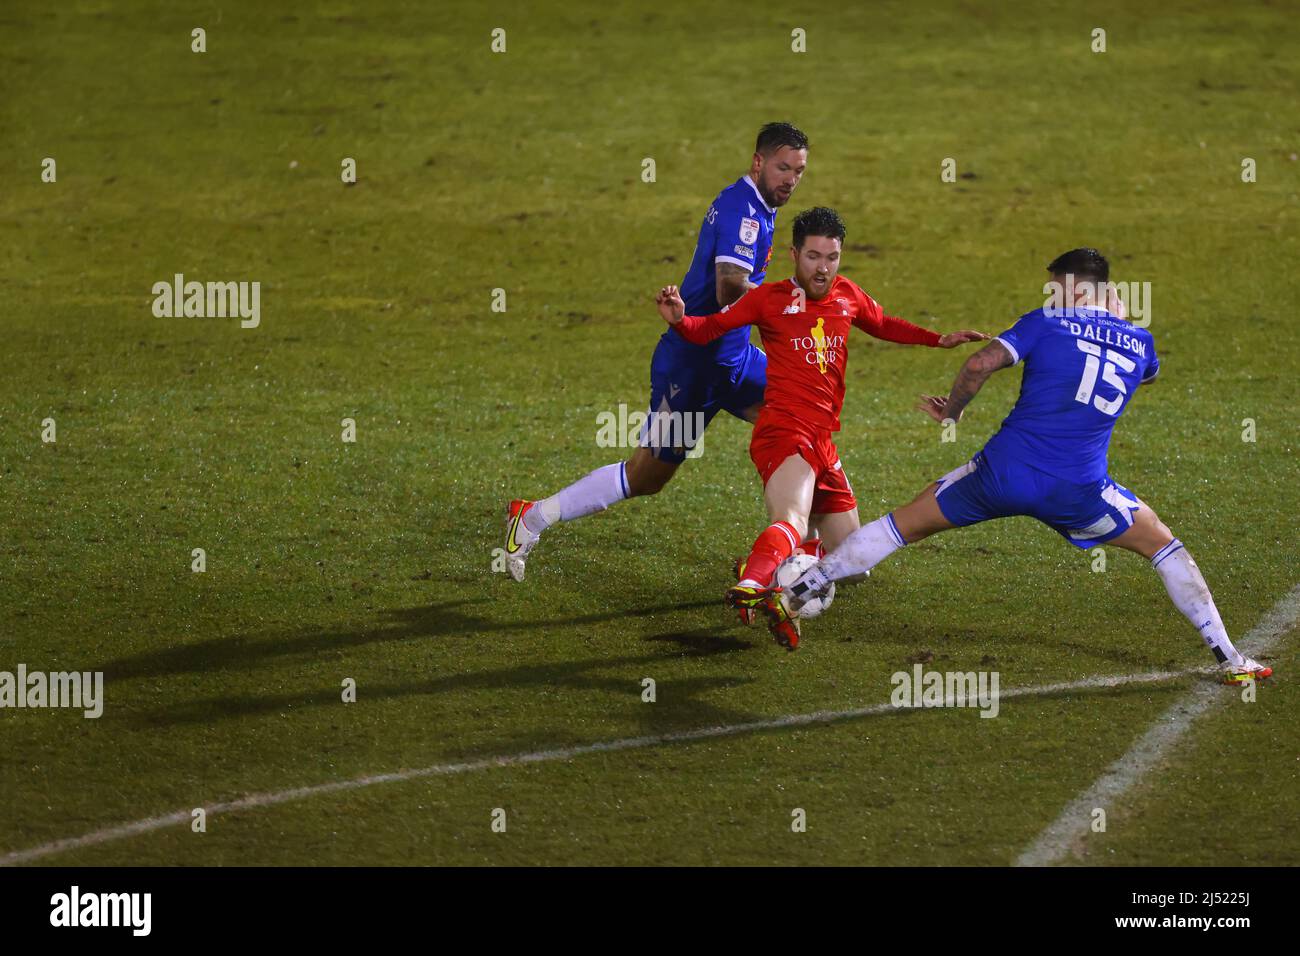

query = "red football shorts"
749;420;857;515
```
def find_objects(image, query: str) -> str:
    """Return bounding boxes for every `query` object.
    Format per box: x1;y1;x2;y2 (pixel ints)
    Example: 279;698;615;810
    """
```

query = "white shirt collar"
742;175;776;215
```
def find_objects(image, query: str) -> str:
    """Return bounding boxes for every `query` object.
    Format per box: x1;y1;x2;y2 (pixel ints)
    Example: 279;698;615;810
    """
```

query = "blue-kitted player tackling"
773;248;1271;683
504;124;810;582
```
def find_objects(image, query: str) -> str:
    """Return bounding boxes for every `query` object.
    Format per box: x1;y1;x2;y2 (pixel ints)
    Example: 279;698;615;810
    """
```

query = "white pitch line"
1;666;1214;866
1016;583;1300;867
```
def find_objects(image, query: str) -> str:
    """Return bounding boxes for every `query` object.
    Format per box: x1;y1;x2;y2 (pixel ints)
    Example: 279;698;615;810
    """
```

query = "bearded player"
770;248;1271;684
655;207;988;648
504;123;810;583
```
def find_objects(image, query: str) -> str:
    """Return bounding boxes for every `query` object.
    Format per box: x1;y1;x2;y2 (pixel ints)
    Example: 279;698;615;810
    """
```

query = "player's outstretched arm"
849;288;988;348
657;284;764;345
916;339;1014;423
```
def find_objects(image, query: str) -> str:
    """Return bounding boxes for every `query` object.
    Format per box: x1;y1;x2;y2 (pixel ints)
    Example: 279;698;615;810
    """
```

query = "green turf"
1;0;1297;866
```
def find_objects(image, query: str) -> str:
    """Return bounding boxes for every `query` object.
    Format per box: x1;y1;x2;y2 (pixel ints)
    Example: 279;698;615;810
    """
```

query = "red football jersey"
674;275;941;432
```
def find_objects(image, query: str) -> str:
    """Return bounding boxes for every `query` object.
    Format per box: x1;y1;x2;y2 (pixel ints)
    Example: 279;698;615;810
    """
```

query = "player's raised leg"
1108;500;1271;684
725;350;776;620
733;453;814;590
735;467;819;626
728;452;815;648
505;348;720;583
504;446;678;582
735;369;838;566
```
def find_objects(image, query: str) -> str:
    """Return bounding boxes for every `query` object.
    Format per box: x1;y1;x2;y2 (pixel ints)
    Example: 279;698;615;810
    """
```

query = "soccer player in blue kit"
503;123;810;582
774;248;1272;683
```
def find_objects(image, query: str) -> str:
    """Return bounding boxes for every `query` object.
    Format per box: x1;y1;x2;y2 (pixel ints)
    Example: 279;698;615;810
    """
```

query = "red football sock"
740;521;800;587
798;537;825;559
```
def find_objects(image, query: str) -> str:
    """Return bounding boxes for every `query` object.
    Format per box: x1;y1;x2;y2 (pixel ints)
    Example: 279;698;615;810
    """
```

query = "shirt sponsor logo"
734;244;754;258
788;317;844;373
739;217;760;245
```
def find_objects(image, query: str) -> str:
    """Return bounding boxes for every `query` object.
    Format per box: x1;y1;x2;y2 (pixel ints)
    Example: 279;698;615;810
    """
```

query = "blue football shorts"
639;338;767;464
933;449;1142;549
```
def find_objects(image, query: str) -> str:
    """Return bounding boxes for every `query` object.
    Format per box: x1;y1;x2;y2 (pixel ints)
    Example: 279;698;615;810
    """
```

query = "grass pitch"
1;0;1297;866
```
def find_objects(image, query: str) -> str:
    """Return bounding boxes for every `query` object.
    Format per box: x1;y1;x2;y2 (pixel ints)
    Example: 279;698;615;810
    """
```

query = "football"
775;552;836;619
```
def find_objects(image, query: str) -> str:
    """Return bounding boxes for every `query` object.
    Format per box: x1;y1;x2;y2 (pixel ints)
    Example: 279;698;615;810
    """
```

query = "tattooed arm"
916;340;1015;424
715;261;756;307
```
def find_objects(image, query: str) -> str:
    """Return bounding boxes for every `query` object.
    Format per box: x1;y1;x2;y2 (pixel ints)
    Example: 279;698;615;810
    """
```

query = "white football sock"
1150;540;1245;667
524;462;629;534
811;514;907;587
523;496;561;534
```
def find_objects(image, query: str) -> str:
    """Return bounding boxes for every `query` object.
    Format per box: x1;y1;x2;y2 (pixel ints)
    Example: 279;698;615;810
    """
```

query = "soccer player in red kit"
655;207;987;648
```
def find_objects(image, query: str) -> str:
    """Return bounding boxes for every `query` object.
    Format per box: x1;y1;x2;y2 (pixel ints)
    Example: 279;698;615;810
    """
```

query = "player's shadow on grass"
642;626;754;654
132;663;1190;756
98;598;730;681
131;649;762;733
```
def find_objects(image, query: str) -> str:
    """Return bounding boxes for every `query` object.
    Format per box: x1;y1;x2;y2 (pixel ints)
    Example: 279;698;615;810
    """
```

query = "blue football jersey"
983;307;1159;482
672;175;777;367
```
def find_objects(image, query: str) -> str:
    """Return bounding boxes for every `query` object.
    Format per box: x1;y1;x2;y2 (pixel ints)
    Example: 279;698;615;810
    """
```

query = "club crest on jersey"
739;217;760;245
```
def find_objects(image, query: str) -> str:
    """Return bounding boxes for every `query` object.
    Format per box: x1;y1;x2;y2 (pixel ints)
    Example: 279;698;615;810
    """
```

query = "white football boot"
503;499;542;582
1220;657;1272;685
